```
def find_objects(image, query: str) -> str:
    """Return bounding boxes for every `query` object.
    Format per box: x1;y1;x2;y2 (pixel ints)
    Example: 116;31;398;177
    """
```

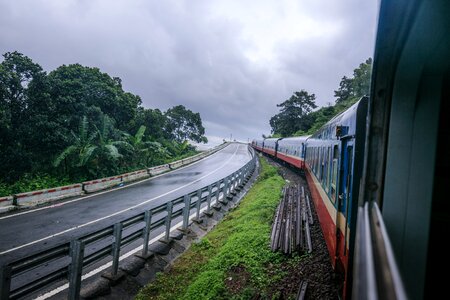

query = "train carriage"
276;136;309;169
252;139;265;152
261;138;279;157
303;97;368;297
250;97;368;298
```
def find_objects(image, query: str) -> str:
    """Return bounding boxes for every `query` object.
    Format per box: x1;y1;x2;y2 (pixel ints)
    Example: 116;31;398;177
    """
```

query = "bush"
0;173;71;196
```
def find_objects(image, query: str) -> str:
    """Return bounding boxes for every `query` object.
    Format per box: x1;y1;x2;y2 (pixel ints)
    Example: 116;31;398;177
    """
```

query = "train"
252;0;450;294
251;96;368;298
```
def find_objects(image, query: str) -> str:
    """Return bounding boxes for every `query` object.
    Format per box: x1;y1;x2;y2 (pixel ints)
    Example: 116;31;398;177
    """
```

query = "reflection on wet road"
0;143;251;263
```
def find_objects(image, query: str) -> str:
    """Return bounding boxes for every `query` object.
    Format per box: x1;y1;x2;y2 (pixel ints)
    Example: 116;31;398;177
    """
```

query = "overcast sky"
0;0;379;145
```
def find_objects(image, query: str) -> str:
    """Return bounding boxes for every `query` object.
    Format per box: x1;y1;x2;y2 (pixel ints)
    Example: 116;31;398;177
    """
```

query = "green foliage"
270;58;372;137
136;158;288;300
0;51;208;193
269;90;317;136
164;105;208;143
334;58;372;103
0;173;71;196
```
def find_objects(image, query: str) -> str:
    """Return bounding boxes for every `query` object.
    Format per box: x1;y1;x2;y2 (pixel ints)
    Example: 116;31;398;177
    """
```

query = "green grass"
136;158;287;300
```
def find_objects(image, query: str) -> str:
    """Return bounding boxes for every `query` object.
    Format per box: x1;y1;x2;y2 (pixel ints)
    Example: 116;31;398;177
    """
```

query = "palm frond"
105;144;122;159
79;116;89;141
79;145;97;166
135;125;146;144
53;145;78;167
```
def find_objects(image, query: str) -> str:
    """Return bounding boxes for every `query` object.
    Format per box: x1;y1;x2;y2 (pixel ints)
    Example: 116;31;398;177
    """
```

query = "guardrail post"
0;265;12;300
216;180;222;202
164;202;173;241
223;176;229;197
111;223;123;276
206;184;212;211
195;189;202;220
142;210;152;256
181;195;190;231
68;240;85;300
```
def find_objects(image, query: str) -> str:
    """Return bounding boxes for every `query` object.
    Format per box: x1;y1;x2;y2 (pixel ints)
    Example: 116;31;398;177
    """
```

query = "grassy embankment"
136;158;298;300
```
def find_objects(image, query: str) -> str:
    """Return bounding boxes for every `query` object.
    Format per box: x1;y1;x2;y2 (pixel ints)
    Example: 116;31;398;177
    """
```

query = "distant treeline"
0;51;207;195
269;58;372;137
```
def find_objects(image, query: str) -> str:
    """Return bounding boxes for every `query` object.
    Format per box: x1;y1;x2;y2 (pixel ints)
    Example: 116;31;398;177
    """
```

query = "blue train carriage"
303;96;368;298
261;137;280;157
276;136;309;169
252;139;265;152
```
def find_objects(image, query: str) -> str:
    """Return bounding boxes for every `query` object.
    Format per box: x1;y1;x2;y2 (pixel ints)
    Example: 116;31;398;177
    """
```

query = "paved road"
0;143;252;265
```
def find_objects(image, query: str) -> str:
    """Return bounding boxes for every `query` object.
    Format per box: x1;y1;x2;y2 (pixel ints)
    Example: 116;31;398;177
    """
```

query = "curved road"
0;143;252;265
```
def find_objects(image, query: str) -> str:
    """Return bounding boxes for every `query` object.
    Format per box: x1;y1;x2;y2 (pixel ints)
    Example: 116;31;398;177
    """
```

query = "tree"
352;58;372;97
0;51;209;188
46;64;141;134
269;90;317;136
334;58;372;103
334;76;354;103
164;105;207;143
145;141;171;166
53;116;98;178
122;125;164;168
54;115;126;179
91;115;127;177
0;52;47;180
131;108;167;141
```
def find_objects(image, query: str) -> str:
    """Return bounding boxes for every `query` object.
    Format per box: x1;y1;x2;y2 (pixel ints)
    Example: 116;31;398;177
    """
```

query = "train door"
335;140;354;274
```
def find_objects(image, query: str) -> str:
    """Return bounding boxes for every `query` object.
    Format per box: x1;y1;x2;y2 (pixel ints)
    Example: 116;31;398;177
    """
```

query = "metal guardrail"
0;146;256;300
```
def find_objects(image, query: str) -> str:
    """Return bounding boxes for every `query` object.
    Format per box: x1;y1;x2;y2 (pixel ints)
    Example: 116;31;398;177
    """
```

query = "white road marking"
0;145;230;221
0;145;243;255
34;198;221;300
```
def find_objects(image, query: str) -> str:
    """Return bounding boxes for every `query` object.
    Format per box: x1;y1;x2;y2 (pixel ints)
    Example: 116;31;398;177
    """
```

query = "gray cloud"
0;0;378;144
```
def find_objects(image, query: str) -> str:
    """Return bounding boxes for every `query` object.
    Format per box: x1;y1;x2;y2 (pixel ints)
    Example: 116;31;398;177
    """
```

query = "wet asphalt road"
0;143;251;265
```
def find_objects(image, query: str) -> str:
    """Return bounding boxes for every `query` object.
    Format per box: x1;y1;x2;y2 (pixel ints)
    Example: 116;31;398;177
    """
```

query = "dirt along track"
263;155;340;300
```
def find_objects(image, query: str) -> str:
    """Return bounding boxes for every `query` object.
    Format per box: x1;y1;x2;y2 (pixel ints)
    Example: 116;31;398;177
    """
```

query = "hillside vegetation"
269;58;372;138
0;52;207;195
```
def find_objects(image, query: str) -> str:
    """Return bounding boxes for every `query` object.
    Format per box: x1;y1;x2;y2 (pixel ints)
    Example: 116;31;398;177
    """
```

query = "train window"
313;147;316;172
331;145;339;203
317;147;320;177
316;147;319;173
315;147;319;173
314;147;319;174
324;150;328;191
345;146;353;210
320;147;324;181
325;147;331;193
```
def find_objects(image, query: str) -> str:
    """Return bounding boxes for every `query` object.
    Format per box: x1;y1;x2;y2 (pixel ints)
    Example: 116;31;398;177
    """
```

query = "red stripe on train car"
276;152;303;169
304;165;337;263
263;148;276;156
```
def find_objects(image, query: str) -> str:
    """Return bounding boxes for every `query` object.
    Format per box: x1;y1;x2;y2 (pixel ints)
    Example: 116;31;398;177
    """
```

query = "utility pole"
230;133;232;141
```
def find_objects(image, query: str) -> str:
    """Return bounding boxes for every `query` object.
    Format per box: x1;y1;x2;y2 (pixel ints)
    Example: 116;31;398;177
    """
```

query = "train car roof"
278;136;310;143
264;137;281;142
309;97;367;139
